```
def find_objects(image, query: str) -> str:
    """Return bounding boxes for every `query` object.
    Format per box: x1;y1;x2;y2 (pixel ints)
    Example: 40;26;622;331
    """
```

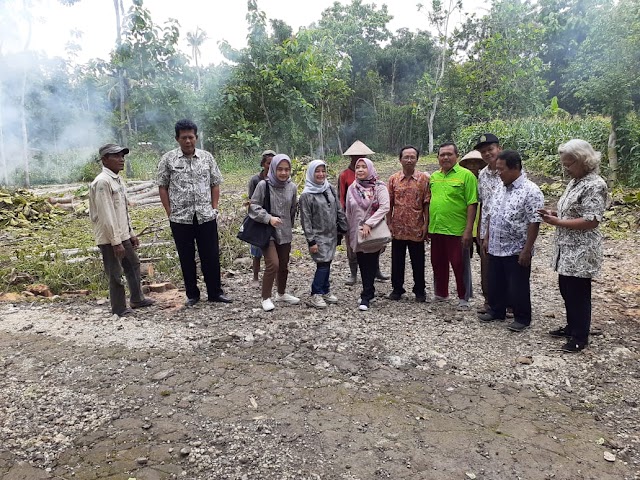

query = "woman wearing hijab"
346;158;391;311
300;160;348;309
249;154;299;312
539;139;608;352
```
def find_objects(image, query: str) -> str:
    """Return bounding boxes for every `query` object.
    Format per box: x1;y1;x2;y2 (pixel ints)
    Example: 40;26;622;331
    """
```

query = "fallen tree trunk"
126;181;156;194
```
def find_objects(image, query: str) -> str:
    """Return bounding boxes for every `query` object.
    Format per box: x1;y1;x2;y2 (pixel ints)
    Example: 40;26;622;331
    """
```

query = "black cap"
474;133;500;150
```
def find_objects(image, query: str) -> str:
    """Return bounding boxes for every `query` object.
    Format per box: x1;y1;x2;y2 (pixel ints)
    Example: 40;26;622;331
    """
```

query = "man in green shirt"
427;142;478;309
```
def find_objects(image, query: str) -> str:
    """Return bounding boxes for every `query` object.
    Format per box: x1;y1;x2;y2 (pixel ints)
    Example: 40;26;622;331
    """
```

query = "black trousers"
559;275;592;343
391;239;425;296
488;254;532;325
99;239;144;315
356;251;380;302
170;216;223;300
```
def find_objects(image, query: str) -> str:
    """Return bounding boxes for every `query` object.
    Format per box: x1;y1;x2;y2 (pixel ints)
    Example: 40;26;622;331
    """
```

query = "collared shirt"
478;165;503;239
552;172;607;278
488;175;544;257
157;148;223;224
428;163;478;236
388;170;430;241
89;167;132;246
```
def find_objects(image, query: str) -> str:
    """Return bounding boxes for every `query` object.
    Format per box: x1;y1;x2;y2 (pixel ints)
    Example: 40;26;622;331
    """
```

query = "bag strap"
260;180;271;213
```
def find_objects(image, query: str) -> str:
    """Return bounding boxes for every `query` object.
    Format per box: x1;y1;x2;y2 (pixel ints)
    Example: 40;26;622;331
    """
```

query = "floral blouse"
552;172;608;278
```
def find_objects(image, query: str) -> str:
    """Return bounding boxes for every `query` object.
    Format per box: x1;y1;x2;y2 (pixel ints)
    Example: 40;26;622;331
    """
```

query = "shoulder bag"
237;181;275;249
357;194;391;249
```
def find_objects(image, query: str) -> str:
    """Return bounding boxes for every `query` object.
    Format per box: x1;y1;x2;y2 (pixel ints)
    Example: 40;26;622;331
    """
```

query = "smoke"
0;50;110;186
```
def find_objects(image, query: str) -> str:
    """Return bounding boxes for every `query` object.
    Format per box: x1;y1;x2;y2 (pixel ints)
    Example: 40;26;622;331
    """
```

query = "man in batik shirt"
479;150;544;332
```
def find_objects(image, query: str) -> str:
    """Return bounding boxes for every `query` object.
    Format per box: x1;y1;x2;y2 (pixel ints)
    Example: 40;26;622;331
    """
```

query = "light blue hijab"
302;159;329;194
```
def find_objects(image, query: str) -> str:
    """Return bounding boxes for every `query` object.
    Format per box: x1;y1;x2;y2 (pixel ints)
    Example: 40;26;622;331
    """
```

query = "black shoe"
549;326;572;338
185;297;200;307
507;321;530;332
130;298;155;309
209;294;233;304
561;339;587;353
387;291;403;301
415;294;426;303
478;312;505;322
115;308;135;317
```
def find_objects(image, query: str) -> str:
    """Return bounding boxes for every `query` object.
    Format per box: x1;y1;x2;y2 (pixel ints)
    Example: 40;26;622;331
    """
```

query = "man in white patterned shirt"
158;119;232;306
479;150;544;332
475;133;503;313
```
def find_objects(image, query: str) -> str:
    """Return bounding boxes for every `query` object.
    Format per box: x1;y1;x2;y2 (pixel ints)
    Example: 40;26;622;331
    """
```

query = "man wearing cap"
459;149;487;303
386;145;430;302
339;140;389;284
475;133;503;313
427;142;478;310
89;144;155;316
157;119;232;306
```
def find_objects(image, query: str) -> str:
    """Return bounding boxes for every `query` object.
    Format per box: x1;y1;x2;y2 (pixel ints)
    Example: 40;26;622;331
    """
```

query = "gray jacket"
299;186;348;263
249;180;297;245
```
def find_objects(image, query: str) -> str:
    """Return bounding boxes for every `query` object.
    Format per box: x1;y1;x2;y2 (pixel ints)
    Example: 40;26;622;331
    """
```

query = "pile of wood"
47;180;161;213
125;181;161;206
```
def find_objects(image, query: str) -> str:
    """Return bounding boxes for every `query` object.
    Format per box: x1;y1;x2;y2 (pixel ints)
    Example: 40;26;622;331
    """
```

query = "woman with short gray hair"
538;139;608;352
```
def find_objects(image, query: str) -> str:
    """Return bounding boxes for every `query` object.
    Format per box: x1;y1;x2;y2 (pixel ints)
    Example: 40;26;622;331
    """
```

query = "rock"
96;298;107;305
516;356;533;365
152;369;174;381
180;447;191;457
466;473;477;479
604;451;615;462
135;457;148;465
435;359;447;369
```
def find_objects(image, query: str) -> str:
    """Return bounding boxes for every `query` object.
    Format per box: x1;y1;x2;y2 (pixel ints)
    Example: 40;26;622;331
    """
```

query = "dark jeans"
99;239;144;315
311;262;331;295
391;239;425;296
488;254;532;325
170;216;223;301
357;251;380;302
559;275;592;343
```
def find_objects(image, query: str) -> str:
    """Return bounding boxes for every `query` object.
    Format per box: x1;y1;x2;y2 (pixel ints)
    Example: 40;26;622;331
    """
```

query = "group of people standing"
88;119;607;354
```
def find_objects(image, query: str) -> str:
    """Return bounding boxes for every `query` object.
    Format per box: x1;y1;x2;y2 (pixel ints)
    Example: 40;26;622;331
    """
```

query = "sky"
4;0;489;66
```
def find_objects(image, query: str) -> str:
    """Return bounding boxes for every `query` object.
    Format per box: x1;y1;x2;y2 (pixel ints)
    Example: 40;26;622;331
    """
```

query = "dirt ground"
1;162;640;480
1;228;639;480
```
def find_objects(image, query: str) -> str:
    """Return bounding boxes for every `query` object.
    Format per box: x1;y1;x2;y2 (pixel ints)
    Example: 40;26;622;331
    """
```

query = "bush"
616;112;640;187
454;116;611;177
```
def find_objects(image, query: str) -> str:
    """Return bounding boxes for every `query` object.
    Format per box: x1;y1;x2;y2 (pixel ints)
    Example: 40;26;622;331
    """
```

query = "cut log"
126;181;156;194
48;196;74;204
131;197;161;206
129;189;159;201
147;282;176;293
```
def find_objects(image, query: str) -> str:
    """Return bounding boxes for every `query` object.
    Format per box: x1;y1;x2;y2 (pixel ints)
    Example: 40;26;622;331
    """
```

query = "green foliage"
616;112;640;187
455;116;610;176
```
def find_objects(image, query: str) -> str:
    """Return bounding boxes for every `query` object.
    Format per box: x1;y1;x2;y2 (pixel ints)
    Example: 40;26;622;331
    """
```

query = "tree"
566;0;640;184
186;27;208;91
449;0;548;122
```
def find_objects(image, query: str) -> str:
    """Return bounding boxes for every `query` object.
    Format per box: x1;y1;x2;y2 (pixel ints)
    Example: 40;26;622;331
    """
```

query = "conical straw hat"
343;140;375;156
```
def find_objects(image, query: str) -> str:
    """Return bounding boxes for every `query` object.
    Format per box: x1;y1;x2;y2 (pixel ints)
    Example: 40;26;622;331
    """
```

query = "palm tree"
186;27;208;91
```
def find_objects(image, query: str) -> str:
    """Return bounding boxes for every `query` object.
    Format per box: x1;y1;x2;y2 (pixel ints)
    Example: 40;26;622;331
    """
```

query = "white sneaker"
322;293;339;304
358;303;368;311
262;298;275;311
275;292;300;305
457;299;470;310
308;294;327;309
